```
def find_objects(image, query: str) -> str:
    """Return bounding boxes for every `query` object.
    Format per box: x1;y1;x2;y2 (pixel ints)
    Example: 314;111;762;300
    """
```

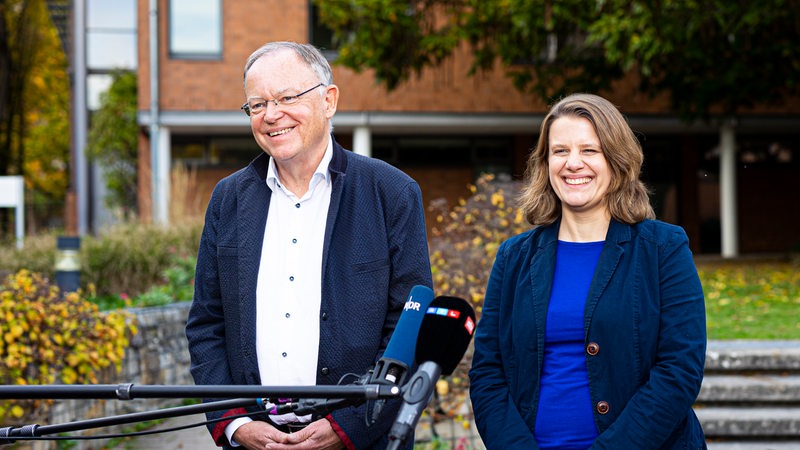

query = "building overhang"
138;110;800;136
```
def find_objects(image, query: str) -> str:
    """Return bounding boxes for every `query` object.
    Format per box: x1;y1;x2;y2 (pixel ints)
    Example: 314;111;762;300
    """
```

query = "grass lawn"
698;258;800;340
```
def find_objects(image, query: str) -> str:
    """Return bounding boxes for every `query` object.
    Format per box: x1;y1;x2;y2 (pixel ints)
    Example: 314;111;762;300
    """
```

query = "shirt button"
321;312;328;321
586;342;600;356
289;276;294;281
295;203;300;208
321;367;329;375
285;313;290;318
282;352;287;357
292;238;297;243
596;401;610;414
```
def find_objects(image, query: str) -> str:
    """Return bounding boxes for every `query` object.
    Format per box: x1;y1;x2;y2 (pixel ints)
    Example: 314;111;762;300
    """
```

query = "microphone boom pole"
0;383;400;400
0;383;401;446
0;397;257;445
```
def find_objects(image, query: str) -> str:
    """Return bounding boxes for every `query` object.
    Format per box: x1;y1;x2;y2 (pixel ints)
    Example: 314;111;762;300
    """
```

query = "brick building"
134;0;800;254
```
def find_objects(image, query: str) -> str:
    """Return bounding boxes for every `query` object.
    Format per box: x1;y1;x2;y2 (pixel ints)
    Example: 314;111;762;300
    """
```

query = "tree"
85;71;139;218
0;0;70;233
587;0;800;121
22;3;69;229
315;0;800;120
317;0;800;257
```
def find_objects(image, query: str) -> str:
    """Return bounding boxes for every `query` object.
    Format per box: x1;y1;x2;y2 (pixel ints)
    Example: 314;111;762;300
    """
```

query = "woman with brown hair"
469;93;707;449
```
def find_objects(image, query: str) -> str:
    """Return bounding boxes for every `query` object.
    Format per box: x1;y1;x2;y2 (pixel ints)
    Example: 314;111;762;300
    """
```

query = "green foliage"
0;270;137;422
0;221;202;298
86;254;196;310
316;0;800;120
81;222;201;298
86;70;139;217
125;253;197;308
0;232;57;277
315;0;464;90
587;0;800;120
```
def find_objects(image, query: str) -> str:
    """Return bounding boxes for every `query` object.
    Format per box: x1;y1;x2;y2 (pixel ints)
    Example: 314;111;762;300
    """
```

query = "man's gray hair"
243;41;333;90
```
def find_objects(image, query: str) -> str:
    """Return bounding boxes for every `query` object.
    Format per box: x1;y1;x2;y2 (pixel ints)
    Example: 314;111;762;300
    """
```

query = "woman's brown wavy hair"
519;93;655;226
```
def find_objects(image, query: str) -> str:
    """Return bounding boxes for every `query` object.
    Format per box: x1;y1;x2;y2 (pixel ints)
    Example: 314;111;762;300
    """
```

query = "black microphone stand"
0;383;401;445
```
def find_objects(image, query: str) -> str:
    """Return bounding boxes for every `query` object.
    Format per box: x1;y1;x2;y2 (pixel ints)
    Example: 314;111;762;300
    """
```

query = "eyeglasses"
241;83;325;117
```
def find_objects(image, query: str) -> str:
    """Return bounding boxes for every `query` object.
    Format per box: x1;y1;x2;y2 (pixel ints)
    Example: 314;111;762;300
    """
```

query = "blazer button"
586;342;600;356
321;367;329;376
596;401;610;414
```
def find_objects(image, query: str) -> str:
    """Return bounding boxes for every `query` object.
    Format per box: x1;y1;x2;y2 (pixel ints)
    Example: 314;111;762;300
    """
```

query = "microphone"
368;285;435;423
386;296;476;449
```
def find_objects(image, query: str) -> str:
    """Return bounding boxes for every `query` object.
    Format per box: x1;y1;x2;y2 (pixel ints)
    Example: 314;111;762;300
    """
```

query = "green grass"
699;259;800;340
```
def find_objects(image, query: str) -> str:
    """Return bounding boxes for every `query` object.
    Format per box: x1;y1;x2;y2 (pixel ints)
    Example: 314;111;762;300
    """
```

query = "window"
86;0;136;111
169;0;222;59
309;2;337;59
86;0;136;70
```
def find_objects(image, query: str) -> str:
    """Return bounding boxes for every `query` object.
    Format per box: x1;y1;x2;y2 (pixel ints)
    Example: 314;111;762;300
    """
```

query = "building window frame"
309;1;338;60
168;0;223;60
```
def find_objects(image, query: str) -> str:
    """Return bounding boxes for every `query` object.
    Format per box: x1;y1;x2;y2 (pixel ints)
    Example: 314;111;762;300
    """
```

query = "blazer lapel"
528;224;559;365
583;220;629;328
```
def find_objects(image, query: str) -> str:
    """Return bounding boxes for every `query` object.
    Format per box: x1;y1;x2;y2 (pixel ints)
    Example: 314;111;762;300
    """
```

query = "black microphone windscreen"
414;296;476;375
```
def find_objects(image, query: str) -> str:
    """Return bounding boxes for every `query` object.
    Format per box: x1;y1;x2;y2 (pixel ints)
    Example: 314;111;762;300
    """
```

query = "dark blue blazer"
469;219;707;449
186;139;432;449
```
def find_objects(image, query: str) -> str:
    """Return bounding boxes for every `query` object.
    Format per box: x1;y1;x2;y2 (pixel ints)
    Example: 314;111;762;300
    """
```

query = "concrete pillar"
719;122;739;258
73;0;88;235
155;127;171;225
353;126;372;157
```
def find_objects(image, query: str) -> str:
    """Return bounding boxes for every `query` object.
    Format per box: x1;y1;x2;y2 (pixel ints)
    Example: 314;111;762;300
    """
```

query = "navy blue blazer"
469;219;707;449
186;139;432;449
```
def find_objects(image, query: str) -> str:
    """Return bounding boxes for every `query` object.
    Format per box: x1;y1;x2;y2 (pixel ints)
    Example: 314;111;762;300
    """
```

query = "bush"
429;173;528;318
82;221;201;297
0;270;137;422
427;173;529;418
0;221;202;298
0;233;58;279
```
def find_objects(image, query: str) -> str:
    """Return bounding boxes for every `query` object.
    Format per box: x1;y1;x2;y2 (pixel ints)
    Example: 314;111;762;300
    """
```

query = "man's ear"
323;84;339;119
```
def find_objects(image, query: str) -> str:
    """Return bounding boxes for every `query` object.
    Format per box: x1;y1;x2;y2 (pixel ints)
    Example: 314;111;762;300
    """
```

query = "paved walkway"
109;414;217;450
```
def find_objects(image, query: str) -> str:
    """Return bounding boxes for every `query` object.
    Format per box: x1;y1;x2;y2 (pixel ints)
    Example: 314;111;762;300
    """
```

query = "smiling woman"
469;93;708;450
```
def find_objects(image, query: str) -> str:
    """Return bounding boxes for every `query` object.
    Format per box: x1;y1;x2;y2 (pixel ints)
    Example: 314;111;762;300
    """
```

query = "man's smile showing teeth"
565;177;591;185
268;128;292;137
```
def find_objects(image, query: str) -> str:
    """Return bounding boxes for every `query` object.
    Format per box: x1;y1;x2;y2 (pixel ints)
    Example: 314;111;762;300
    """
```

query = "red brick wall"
137;0;717;116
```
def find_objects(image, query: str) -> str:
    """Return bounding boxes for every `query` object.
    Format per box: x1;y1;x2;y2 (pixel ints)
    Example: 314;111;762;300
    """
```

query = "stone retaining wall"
22;302;195;450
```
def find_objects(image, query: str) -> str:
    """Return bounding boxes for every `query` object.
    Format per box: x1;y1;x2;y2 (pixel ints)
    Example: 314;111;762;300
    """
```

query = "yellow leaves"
9;405;24;418
9;324;24;339
436;379;449;396
0;270;137;422
61;367;77;384
490;191;505;207
470;291;484;304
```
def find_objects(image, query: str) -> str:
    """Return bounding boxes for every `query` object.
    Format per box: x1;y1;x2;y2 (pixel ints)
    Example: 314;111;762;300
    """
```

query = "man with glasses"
186;41;431;450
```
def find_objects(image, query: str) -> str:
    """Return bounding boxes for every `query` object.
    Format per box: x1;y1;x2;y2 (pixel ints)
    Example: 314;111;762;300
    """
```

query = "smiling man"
186;41;432;450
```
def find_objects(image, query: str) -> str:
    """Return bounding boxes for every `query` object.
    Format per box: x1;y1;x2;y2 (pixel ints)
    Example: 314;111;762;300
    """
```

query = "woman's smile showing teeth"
565;177;591;185
269;127;293;137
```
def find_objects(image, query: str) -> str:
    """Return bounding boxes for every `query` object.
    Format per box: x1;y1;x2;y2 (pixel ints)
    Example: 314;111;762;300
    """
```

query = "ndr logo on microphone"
403;298;422;311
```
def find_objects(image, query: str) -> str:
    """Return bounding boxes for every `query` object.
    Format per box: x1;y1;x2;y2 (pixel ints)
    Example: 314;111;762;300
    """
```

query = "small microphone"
368;285;435;423
386;296;476;449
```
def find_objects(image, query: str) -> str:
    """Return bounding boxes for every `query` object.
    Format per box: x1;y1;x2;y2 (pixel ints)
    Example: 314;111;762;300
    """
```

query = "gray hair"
243;41;333;90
